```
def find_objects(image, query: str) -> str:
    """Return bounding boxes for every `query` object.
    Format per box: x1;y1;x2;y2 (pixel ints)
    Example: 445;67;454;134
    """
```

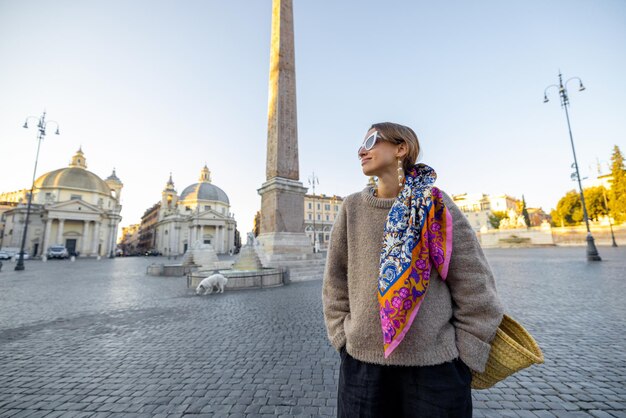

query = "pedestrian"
322;122;505;418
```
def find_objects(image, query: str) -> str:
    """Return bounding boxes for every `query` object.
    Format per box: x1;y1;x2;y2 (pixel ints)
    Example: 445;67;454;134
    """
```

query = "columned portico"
156;218;236;256
81;221;90;254
92;221;101;255
56;219;65;245
42;219;53;255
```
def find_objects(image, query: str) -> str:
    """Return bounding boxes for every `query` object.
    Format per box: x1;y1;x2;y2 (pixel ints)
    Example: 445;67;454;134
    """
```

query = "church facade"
0;148;123;257
150;166;238;256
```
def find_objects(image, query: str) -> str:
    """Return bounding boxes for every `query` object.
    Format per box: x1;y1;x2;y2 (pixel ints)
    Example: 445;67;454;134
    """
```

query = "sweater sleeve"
441;191;505;373
322;198;350;352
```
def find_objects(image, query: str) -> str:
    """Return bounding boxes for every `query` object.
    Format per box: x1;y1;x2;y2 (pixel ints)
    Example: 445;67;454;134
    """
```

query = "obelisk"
256;0;312;260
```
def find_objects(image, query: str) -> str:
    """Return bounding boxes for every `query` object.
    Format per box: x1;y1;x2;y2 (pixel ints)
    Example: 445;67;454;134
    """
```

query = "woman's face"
358;128;400;177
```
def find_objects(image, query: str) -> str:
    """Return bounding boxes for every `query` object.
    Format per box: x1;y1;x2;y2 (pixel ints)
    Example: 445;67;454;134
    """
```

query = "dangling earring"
397;158;404;187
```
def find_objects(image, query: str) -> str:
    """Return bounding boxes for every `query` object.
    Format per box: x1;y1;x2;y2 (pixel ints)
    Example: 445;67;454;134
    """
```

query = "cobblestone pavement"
0;246;624;418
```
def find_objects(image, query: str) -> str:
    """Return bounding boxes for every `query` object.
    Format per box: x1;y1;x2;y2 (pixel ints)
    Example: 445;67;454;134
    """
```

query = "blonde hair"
369;122;421;173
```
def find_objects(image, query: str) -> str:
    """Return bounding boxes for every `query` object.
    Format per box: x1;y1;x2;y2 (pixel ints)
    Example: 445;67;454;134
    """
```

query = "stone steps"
275;256;328;283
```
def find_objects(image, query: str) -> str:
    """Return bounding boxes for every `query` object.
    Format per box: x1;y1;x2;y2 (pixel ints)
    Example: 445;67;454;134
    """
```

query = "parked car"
0;249;29;260
47;245;69;259
6;251;29;260
0;248;19;259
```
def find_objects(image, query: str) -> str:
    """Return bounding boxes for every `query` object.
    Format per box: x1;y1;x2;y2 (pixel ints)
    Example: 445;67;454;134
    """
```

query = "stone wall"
477;224;625;247
551;223;625;246
478;227;554;248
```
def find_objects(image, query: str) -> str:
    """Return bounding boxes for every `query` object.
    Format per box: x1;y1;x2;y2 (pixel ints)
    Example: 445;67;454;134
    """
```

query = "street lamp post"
544;72;601;261
308;172;319;253
15;111;60;271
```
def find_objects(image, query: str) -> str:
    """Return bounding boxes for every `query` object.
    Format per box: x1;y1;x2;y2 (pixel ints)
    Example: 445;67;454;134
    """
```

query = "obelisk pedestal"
257;177;312;261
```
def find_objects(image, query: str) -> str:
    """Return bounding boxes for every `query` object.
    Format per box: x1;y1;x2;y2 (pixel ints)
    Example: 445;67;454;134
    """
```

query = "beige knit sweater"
322;185;505;373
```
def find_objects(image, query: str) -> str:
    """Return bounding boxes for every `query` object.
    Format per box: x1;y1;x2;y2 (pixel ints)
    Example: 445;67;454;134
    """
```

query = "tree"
549;208;560;227
488;211;508;229
521;195;531;227
552;190;583;226
583;186;608;222
551;187;608;226
608;145;626;223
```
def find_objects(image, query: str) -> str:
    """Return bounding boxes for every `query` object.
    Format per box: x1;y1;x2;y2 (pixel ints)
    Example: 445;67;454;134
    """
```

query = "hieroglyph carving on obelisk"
266;0;299;181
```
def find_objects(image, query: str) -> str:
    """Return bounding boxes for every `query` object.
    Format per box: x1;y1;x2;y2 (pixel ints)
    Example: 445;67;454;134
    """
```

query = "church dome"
180;165;230;204
34;148;112;196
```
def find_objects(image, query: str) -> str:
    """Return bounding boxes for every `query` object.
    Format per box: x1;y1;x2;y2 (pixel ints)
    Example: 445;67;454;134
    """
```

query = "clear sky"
1;0;625;237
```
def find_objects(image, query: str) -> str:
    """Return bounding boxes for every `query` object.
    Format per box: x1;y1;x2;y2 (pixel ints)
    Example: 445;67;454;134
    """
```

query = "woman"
322;122;505;417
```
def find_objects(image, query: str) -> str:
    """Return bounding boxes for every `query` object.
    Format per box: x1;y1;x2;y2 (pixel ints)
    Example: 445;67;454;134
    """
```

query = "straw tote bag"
470;314;544;389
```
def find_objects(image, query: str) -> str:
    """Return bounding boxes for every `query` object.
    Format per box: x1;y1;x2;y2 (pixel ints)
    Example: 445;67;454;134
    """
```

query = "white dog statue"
195;273;228;295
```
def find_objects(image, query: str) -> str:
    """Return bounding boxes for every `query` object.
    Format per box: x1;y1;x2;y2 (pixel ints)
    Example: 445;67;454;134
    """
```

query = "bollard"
42;255;47;262
70;255;76;262
96;255;101;260
0;261;3;272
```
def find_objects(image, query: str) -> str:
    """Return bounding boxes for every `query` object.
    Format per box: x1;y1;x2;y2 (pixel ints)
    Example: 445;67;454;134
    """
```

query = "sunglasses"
358;131;381;156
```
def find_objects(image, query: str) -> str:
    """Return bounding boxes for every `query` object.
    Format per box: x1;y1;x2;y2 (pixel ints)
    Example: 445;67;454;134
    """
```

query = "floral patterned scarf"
377;162;453;358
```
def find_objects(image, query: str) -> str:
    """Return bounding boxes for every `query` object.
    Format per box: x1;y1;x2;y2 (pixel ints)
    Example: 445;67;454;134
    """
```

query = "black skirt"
337;346;472;418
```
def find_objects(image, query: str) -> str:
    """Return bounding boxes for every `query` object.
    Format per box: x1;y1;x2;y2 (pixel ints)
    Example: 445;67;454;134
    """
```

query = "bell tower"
105;168;124;201
161;173;178;211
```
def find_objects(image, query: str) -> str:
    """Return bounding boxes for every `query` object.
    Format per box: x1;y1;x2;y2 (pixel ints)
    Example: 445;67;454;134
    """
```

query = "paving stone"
589;411;617;418
0;248;624;416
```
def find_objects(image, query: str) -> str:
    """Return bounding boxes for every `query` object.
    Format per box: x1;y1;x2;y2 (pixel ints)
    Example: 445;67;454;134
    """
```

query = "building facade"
118;223;140;255
138;203;160;254
451;192;548;230
303;193;344;251
136;166;238;256
452;193;521;231
0;148;123;257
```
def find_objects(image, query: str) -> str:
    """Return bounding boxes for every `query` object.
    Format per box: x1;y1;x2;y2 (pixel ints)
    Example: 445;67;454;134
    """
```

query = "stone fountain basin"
187;267;284;290
147;263;198;277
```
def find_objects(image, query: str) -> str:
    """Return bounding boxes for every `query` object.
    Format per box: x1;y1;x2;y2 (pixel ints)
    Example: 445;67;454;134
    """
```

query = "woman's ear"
397;142;408;158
